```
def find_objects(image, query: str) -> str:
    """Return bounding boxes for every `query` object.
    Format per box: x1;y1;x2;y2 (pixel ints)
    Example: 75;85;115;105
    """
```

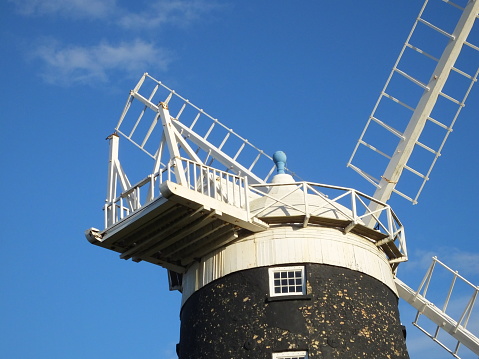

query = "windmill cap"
273;151;287;174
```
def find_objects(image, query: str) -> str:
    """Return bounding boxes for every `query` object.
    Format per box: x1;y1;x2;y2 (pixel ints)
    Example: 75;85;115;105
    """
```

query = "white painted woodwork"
181;225;397;305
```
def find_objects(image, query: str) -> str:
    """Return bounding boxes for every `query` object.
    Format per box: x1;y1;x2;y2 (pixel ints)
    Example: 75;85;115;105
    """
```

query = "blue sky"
1;1;478;358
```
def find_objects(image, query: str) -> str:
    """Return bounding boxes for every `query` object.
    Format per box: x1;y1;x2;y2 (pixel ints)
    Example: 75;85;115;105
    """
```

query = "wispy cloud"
10;0;223;29
12;0;224;85
402;247;479;277
9;0;116;19
117;0;224;30
33;39;172;85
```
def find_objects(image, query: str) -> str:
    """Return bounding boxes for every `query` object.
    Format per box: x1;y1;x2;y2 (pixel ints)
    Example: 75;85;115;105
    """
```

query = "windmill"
85;0;479;358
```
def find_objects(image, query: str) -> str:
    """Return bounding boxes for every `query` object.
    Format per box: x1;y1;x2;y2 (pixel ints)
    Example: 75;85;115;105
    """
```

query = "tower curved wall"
178;225;409;359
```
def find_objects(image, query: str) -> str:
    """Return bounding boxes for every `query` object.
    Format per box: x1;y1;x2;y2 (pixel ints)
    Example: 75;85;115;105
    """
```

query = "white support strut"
157;102;188;186
172;120;265;185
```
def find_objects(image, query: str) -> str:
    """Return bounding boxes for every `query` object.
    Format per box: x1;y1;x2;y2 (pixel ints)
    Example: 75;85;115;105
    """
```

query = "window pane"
269;266;305;297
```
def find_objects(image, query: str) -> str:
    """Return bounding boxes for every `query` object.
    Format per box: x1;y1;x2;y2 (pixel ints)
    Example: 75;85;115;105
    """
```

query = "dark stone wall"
178;264;409;359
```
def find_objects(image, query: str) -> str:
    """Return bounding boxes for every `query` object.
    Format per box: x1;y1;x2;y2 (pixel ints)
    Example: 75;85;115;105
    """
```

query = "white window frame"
268;266;306;297
272;351;308;359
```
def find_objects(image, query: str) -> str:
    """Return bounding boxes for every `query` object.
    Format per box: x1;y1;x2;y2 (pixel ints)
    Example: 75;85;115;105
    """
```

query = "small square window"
272;351;308;359
268;266;305;297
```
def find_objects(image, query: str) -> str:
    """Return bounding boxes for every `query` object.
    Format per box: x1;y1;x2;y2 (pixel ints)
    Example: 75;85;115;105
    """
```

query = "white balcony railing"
104;158;249;228
103;159;407;264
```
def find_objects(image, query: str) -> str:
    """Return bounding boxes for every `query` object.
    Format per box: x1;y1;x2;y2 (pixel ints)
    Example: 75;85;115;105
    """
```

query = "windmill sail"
348;0;479;205
396;257;479;357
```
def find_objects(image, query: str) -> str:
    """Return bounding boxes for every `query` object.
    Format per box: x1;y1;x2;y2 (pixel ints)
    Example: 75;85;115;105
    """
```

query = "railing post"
193;162;198;193
206;166;211;197
186;159;191;189
387;206;394;241
234;176;239;207
106;133;120;228
136;187;140;210
211;169;218;199
227;173;234;205
351;190;357;223
303;182;309;216
244;176;250;219
199;165;204;195
104;203;108;229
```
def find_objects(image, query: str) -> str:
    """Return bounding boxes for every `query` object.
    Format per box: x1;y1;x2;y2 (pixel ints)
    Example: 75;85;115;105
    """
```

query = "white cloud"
13;0;225;85
117;0;224;30
11;0;223;29
448;250;479;276
401;247;479;277
10;0;117;19
33;39;172;85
